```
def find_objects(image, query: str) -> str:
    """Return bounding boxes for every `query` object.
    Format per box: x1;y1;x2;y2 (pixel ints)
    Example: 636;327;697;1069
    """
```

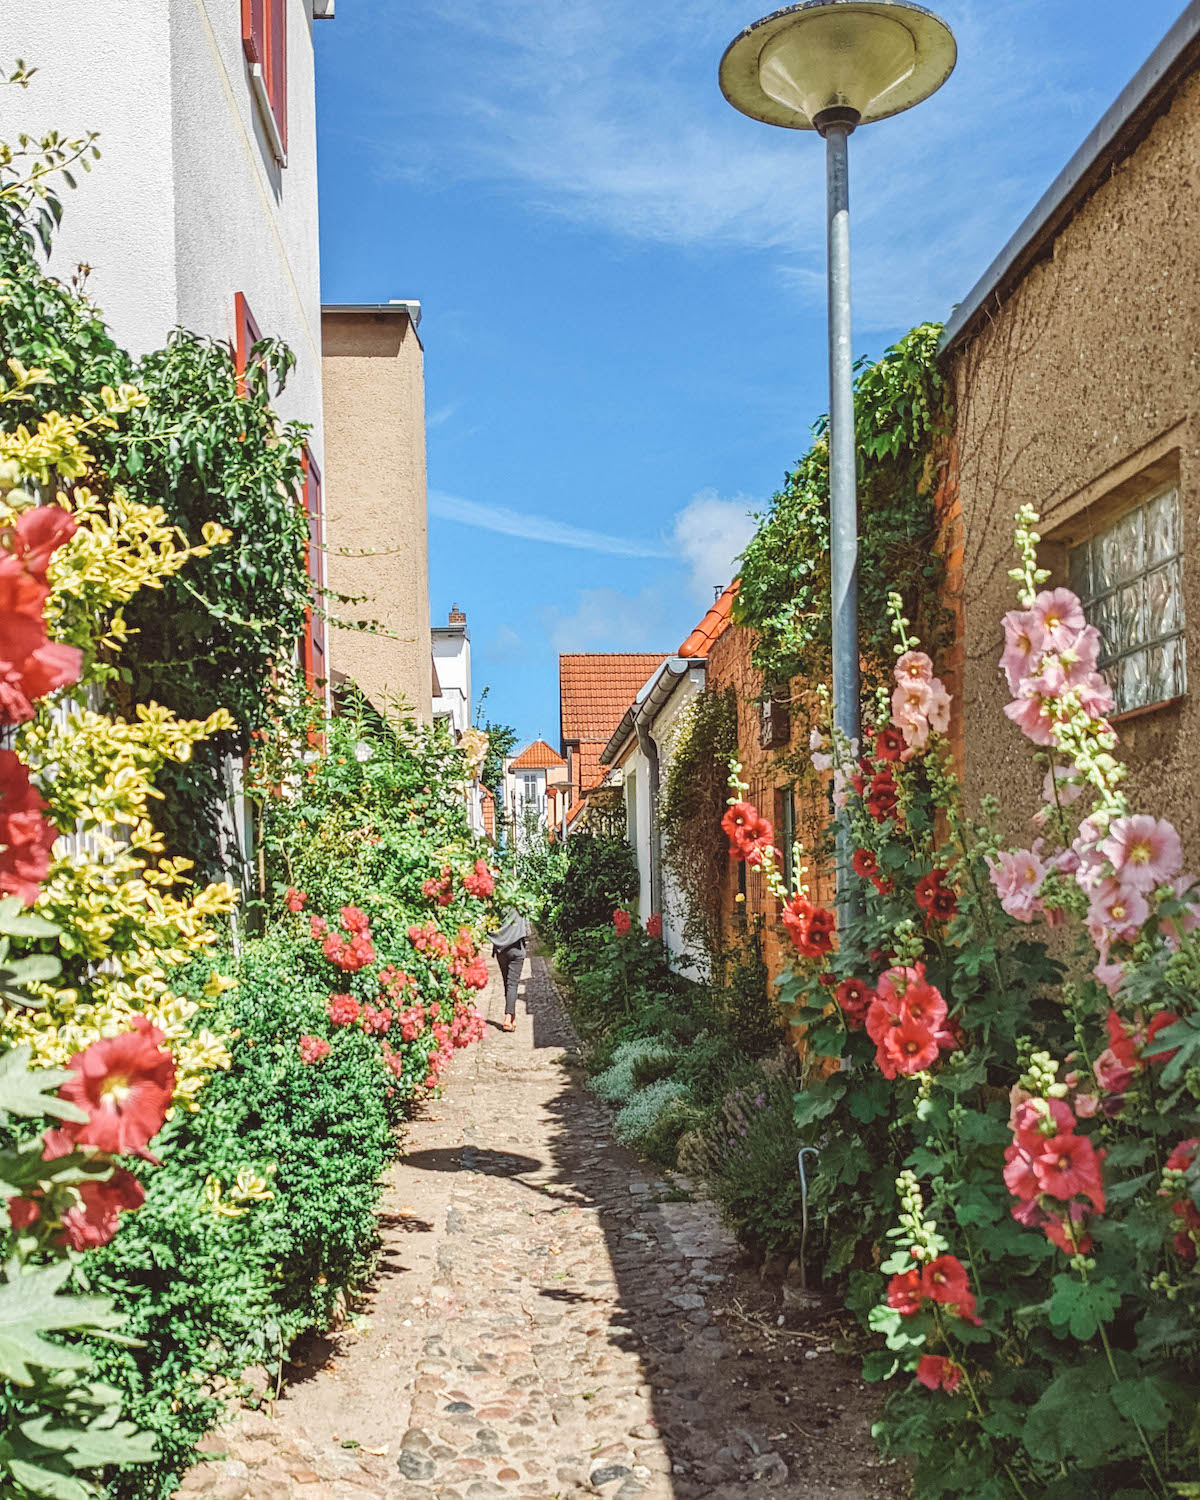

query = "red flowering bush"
462;858;495;899
646;912;663;940
612;907;632;936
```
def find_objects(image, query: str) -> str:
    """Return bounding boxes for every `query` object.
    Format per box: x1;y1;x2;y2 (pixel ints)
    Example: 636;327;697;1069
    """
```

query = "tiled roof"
679;580;739;658
510;738;566;771
574;741;610;798
559;653;669;745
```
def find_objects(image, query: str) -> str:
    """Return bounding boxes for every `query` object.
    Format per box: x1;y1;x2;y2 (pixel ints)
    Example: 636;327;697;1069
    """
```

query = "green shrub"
538;834;637;951
613;1079;692;1165
592;1039;670;1106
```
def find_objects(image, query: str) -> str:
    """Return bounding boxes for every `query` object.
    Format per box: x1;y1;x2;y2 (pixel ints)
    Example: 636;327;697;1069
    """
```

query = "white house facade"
504;740;567;850
432;606;472;739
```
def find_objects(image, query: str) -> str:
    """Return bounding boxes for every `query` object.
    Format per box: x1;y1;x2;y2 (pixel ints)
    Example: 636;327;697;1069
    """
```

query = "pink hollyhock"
925;680;951;736
878;1015;941;1078
299;1035;331;1064
58;1016;176;1160
1041;765;1083;807
1076;674;1115;720
894;650;934;685
1000;609;1045;693
916;1355;962;1393
887;1268;923;1316
612;908;632;936
1003;690;1055;746
285;888;307;912
987;845;1047;923
1093;1046;1135;1096
1100;815;1182;894
0;748;57;904
1087;878;1149;942
646;913;663;940
61;1169;145;1250
1029;588;1086;651
327;993;361;1026
892;679;933;744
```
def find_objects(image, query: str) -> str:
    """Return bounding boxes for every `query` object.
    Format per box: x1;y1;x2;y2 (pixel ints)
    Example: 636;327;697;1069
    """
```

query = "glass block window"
1068;486;1185;715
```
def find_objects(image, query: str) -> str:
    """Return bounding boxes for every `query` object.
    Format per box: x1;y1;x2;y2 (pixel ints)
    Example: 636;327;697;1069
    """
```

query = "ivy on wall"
734;322;948;693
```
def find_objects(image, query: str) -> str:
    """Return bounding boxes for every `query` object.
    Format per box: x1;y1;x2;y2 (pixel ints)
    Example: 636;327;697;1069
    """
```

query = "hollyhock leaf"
1023;1363;1124;1464
0;1047;87;1122
1046;1274;1121;1339
1111;1377;1171;1434
793;1086;843;1129
848;1076;890;1122
861;1349;900;1381
1145;1016;1200;1085
0;1261;125;1385
1104;1170;1155;1206
905;1145;945;1178
954;1184;1004;1229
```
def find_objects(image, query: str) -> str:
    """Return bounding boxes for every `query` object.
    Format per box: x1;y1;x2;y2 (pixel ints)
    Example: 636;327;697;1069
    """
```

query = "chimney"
449;604;466;627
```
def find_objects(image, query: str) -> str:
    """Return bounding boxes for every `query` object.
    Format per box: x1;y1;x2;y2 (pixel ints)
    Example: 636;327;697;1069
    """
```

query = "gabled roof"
679;580;739;658
559;653;670;744
510;738;566;771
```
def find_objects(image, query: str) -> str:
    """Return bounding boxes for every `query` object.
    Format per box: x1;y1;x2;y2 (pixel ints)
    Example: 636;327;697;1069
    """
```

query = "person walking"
488;908;531;1033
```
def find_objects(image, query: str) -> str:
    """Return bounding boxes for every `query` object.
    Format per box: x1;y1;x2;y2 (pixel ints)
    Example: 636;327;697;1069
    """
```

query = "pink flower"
916;1354;963;1393
1003;691;1055;746
1042;765;1083;806
1100;815;1182;894
987;846;1046;923
1087;878;1149;942
1076;674;1115;720
894;651;934;686
285;888;307;912
1029;588;1086;651
299;1035;331;1064
925;681;951;735
892;680;933;748
1000;609;1046;693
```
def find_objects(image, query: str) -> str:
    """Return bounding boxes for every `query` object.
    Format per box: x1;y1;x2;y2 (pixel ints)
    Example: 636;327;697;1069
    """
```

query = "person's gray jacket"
488;911;530;953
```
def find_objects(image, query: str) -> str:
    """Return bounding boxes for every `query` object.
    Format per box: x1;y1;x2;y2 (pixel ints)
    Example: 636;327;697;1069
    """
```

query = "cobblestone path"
179;956;902;1500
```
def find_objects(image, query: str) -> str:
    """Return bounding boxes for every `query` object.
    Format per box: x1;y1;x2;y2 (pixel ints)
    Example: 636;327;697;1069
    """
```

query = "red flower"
340;905;370;935
835;977;874;1028
0;748;57;904
887;1268;923;1316
299;1035;331;1064
646;913;663;940
916;1355;962;1393
7;1196;41;1232
463;859;495;899
870;873;895;896
866;769;899;823
721;801;774;865
874;726;906;763
851;848;878;879
1165;1138;1199;1176
781;896;836;958
61;1168;145;1250
1143;1010;1181;1063
310;915;328;939
285;888;307;912
360;1004;393;1035
58;1016;176;1160
613;909;632;936
7;504;77;576
914;868;957;924
878;1015;940;1078
1042;1205;1094;1256
921;1255;979;1322
327;993;361;1026
1032;1132;1106;1212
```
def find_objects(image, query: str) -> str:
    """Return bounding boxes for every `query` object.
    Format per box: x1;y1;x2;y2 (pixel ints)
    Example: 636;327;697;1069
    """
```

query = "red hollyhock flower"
1042;1205;1094;1256
886;1268;923;1316
646;913;663;940
1032;1132;1106;1212
915;868;957;924
721;801;774;865
870;872;895;895
613;908;632;936
0;748;57;903
327;993;361;1026
299;1035;331;1064
1165;1138;1199;1176
58;1016;175;1160
879;1015;941;1078
874;726;906;763
866;770;899;823
1003;1142;1038;1201
285;888;307;912
0;567;82;724
7;1195;41;1232
921;1255;979;1322
835;977;874;1028
781;896;835;958
6;504;78;576
916;1355;962;1393
61;1168;145;1250
851;848;878;879
1143;1010;1182;1063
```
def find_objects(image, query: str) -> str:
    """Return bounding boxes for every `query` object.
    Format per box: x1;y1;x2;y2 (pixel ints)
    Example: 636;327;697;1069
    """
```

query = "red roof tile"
510;738;567;771
573;741;611;797
559;653;669;745
679;580;739;658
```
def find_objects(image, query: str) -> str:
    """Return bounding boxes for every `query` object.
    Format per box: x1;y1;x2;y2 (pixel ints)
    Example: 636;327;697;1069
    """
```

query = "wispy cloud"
426;401;460;429
365;0;1111;331
537;585;679;654
429;489;672;558
673;488;757;606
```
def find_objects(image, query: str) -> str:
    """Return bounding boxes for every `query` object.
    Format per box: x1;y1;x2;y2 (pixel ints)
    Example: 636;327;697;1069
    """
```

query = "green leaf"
0;1048;86;1122
5;1457;92;1500
0;1262;126;1385
1023;1362;1126;1464
1045;1273;1121;1340
1110;1376;1171;1434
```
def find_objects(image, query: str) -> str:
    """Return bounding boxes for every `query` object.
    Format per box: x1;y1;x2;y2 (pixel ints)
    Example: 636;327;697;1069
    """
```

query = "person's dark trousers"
495;940;527;1018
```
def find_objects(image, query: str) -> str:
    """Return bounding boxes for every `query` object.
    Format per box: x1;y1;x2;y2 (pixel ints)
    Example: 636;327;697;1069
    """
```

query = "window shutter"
269;0;288;155
241;0;265;64
233;292;263;398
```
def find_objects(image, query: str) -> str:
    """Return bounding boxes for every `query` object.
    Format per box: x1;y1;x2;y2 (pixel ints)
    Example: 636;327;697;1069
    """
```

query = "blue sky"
315;0;1185;748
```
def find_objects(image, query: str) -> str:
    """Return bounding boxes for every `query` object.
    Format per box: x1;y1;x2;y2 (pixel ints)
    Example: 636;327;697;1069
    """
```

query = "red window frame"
301;448;327;691
242;0;287;157
233;291;262;398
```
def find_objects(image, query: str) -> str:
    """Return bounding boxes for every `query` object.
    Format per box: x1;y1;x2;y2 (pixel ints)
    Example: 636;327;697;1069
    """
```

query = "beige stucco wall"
321;309;432;721
952;67;1200;856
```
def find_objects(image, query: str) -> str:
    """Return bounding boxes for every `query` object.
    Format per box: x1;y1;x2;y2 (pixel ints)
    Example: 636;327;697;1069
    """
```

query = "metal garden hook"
797;1147;820;1289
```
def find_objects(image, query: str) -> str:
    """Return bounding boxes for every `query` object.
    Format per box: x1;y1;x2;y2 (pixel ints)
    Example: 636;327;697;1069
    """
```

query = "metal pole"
823;119;861;916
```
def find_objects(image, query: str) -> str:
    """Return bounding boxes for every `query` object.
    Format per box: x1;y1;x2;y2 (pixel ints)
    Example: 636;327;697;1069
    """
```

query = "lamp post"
720;1;955;910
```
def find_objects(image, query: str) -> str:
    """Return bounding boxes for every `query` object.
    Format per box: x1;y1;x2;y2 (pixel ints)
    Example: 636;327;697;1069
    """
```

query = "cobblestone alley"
179;956;902;1500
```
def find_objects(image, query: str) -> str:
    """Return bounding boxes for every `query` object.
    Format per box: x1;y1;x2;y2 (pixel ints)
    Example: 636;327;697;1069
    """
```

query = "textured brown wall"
952;70;1200;853
321;310;432;721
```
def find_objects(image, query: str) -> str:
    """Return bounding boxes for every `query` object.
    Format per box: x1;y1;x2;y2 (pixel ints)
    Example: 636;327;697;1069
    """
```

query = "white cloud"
672;488;757;606
486;622;525;664
426;401;460;429
429;488;672;558
537;585;678;654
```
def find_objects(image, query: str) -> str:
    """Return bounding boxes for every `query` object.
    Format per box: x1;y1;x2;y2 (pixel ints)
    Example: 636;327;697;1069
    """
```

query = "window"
777;787;796;890
233;292;262;397
1069;485;1185;716
300;449;326;690
759;684;790;748
520;771;540;808
625;769;638;856
242;0;287;162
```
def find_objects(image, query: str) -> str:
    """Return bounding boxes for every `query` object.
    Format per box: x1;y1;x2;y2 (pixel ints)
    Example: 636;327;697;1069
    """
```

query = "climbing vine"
734;322;949;691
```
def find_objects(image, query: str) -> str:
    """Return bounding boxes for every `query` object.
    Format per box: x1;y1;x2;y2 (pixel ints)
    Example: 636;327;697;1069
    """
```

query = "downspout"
636;718;662;917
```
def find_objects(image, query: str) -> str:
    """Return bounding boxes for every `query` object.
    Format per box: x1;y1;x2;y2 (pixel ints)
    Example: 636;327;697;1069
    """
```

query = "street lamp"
720;1;955;909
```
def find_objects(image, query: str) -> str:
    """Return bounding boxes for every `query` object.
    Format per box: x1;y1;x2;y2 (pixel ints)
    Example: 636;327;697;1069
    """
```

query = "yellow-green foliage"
1;358;238;1104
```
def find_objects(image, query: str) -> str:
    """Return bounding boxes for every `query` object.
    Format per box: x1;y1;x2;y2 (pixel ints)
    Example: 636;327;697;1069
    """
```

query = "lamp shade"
720;2;956;130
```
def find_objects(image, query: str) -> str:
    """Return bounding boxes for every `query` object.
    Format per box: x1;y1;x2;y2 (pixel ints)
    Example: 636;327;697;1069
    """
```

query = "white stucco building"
432;606;472;739
504;740;568;850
